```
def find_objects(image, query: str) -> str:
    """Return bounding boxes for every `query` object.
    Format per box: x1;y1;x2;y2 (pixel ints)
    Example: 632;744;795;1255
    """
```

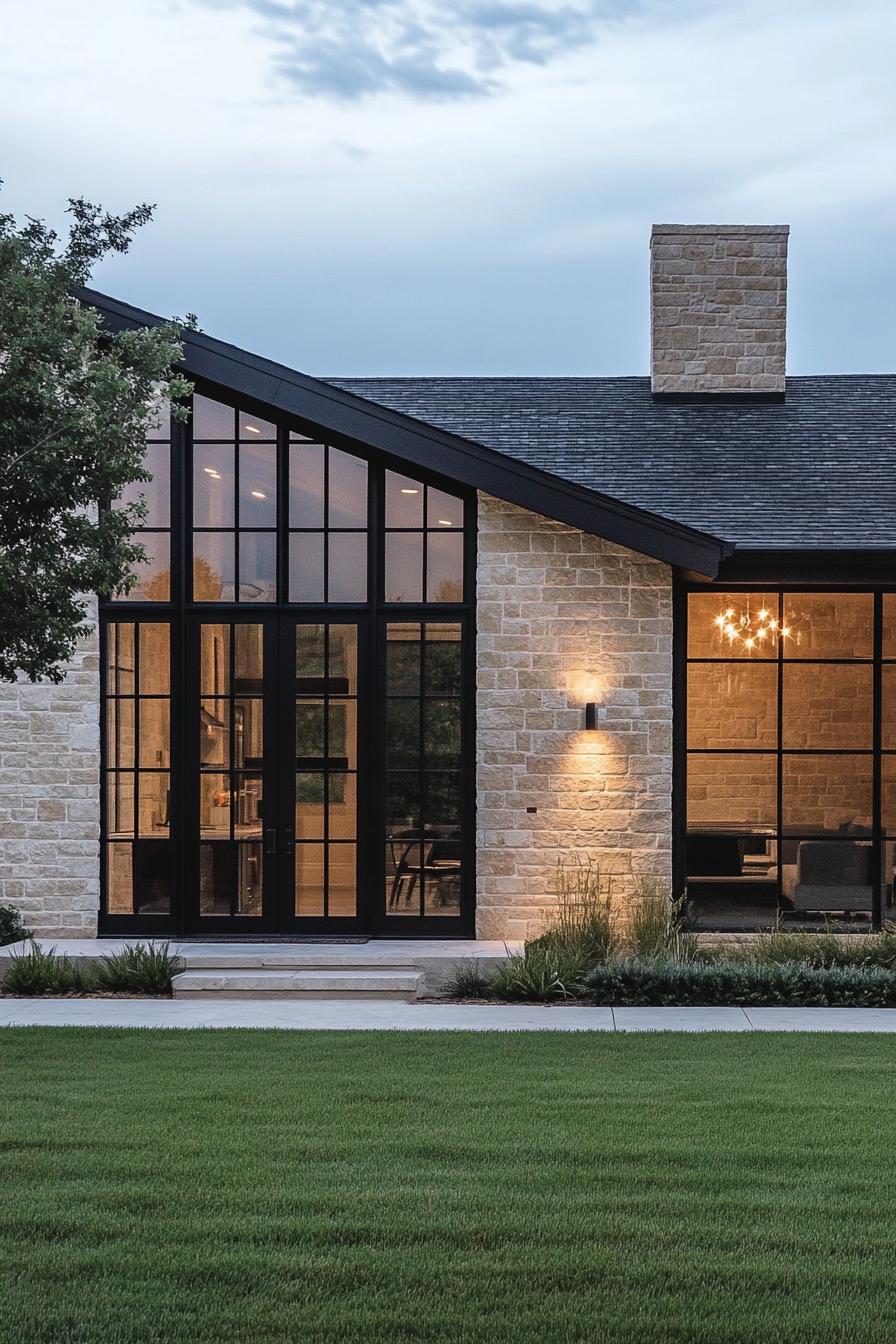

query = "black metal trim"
79;286;729;576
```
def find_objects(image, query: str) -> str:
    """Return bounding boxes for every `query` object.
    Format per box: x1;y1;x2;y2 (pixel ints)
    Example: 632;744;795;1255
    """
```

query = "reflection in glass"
883;755;896;834
426;772;462;828
238;443;277;527
328;448;368;527
201;699;229;769
146;395;171;439
687;663;777;750
387;624;421;693
783;593;873;660
425;700;461;768
193;445;235;527
687;753;777;828
385;471;424;527
117;443;170;527
427;488;464;530
425;625;462;694
238;532;276;602
387;699;419;769
106;698;135;768
329;626;358;693
296;625;326;679
328;844;356;916
783;664;872;750
192;394;235;439
296;843;325;915
139;624;170;695
387;774;420;833
234;624;263;688
106;623;135;696
427;532;464;602
883;666;896;749
129;534;171;602
327;533;367;603
296;702;326;758
289;532;325;603
200;843;231;915
193;533;235;601
289;442;325;527
106;842;133;914
424;844;462;916
238;410;276;439
782;755;872;834
385;533;423;603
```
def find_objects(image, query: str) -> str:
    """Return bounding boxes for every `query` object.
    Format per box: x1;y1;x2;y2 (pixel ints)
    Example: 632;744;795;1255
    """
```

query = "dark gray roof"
328;376;896;549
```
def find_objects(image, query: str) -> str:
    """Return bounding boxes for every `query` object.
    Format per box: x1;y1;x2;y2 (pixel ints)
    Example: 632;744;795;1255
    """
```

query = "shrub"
0;904;32;947
527;858;617;971
584;957;896;1008
3;944;92;996
491;943;588;1002
744;922;896;971
93;943;183;995
443;959;495;999
624;878;699;962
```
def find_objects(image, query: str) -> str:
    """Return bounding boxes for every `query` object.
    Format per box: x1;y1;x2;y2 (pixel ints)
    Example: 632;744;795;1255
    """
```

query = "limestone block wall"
0;604;101;937
475;494;673;940
650;224;788;395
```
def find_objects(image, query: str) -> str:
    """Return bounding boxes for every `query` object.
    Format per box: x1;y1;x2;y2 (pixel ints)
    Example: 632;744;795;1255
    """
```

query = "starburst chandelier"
712;604;798;652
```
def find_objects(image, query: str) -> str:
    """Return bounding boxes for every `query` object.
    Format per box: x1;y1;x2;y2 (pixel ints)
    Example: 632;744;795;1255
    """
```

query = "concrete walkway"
3;998;896;1031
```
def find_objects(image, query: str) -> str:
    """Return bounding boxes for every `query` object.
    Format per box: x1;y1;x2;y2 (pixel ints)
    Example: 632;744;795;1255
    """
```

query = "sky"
2;0;895;375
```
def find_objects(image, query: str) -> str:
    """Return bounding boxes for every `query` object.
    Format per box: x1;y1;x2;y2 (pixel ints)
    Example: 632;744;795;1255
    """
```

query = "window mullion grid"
418;623;426;918
228;623;236;916
233;413;240;604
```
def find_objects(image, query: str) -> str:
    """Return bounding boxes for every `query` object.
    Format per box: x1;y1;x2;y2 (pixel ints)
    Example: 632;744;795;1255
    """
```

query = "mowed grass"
2;1031;896;1343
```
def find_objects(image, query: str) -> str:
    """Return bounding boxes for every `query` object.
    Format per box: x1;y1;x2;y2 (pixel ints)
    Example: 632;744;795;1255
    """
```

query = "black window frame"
99;378;476;937
675;579;895;931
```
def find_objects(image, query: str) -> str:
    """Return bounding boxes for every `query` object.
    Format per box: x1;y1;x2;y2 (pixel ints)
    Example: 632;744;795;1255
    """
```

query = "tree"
0;189;192;682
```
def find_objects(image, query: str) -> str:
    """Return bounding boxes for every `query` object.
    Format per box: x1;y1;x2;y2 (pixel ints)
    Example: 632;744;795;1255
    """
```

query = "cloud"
198;0;637;101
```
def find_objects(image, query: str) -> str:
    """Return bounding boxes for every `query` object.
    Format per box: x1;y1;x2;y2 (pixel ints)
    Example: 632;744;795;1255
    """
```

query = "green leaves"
0;188;192;681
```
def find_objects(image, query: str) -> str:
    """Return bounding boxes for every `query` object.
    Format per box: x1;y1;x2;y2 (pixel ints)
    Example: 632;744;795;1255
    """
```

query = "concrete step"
172;967;424;1001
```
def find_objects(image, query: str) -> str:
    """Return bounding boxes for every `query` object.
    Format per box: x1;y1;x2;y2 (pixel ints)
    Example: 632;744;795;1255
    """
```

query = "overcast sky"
2;0;894;374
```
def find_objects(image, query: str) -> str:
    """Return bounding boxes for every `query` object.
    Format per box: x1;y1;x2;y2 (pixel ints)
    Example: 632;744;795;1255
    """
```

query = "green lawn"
2;1030;896;1343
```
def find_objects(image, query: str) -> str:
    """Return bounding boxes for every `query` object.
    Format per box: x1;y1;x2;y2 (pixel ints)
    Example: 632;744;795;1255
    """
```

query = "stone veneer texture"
650;223;788;395
0;602;100;937
475;494;673;940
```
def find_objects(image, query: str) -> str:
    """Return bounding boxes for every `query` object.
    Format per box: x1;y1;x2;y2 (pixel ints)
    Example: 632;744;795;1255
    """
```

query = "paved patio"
3;999;896;1031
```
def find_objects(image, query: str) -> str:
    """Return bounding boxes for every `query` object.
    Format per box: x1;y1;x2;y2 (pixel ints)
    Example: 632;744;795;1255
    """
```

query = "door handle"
264;828;278;856
283;829;295;854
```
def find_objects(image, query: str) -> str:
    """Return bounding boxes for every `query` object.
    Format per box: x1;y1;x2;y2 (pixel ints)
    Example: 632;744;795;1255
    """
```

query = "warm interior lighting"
250;490;266;499
437;519;453;526
244;424;261;435
203;467;221;479
712;602;799;652
400;488;419;495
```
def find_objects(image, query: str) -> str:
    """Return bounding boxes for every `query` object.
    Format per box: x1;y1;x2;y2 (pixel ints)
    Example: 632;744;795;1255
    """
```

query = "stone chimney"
650;224;789;396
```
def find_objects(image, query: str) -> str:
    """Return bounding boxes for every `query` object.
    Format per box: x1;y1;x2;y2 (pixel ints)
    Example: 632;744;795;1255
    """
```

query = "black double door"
187;613;368;935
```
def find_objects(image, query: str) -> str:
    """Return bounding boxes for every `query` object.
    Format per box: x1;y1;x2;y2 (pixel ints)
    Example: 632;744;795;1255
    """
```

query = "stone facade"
475;494;674;940
0;603;101;937
650;224;788;395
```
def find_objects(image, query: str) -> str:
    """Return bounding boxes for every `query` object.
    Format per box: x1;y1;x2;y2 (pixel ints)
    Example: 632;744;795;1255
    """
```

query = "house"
2;223;894;940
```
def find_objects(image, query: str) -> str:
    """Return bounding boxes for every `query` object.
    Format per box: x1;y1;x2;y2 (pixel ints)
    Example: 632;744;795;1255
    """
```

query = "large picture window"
100;388;474;933
684;590;891;930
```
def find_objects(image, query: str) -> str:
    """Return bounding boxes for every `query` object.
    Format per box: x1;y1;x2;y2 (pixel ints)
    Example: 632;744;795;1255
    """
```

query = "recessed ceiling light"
244;424;261;434
400;487;419;495
250;490;266;499
437;519;453;526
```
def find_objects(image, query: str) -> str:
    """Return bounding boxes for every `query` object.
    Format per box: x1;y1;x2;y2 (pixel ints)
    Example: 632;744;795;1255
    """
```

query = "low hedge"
584;958;896;1008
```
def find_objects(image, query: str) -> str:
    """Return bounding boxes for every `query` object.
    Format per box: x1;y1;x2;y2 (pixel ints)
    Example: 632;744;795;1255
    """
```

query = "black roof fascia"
77;287;731;577
717;549;896;586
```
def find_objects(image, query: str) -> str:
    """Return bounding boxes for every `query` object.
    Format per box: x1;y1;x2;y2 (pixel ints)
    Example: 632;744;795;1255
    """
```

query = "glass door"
275;619;367;932
187;616;278;933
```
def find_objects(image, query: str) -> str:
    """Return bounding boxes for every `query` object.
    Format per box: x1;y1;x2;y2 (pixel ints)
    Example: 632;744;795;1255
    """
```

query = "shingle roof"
327;376;896;549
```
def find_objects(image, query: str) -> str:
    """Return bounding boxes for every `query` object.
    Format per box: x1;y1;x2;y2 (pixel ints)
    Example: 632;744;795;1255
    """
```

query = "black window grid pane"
295;624;358;917
685;589;894;920
383;482;465;607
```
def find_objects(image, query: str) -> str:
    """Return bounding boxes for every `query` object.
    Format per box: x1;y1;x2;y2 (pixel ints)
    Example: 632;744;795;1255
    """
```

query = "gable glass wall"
681;588;896;931
100;389;475;936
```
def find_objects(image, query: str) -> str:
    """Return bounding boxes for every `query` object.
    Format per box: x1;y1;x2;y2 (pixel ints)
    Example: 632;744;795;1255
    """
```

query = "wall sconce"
584;702;600;730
